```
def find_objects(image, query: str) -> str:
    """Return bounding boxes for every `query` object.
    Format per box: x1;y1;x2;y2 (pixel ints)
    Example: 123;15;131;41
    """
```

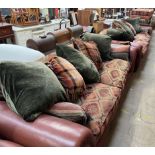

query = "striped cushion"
73;39;103;70
123;21;137;36
46;56;86;102
46;102;87;125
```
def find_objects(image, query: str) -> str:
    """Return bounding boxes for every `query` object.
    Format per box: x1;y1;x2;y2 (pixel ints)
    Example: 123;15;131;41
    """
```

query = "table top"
0;22;12;28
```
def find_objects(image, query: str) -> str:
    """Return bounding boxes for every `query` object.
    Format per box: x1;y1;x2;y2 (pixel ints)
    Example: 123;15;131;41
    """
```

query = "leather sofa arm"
0;101;94;147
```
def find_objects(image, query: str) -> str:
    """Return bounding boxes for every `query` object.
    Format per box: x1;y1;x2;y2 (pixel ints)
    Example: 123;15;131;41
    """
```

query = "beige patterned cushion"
100;59;130;89
102;59;130;73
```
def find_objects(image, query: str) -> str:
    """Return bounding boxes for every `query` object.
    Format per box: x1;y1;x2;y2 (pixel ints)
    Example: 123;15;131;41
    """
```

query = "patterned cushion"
133;32;151;56
46;56;86;102
100;68;127;89
46;102;87;125
73;39;102;70
100;59;130;88
102;59;130;73
56;44;100;84
133;40;149;56
82;33;112;61
134;32;151;43
77;83;121;136
141;26;152;35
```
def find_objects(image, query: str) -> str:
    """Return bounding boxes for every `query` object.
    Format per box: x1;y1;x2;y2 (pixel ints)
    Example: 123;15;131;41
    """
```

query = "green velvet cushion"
112;20;135;41
107;28;127;40
126;18;142;33
82;33;112;61
0;61;67;121
56;44;100;84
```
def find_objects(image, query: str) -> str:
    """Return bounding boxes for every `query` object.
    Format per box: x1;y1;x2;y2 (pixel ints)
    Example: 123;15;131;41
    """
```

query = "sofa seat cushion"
102;59;130;73
135;32;151;43
133;33;151;56
141;26;152;35
77;83;121;136
100;59;130;89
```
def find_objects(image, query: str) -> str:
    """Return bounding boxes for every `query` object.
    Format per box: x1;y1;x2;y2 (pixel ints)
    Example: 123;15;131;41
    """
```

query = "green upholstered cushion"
107;28;126;40
125;18;142;33
82;33;112;61
56;44;100;84
0;61;67;121
112;20;135;41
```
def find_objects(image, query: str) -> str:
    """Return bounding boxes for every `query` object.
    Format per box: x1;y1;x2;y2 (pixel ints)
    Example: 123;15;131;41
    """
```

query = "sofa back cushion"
82;33;112;61
56;44;100;84
72;39;102;70
46;56;86;102
0;61;67;121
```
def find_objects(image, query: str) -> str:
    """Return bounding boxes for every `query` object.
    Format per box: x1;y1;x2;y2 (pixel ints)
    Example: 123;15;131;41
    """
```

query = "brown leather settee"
0;24;152;147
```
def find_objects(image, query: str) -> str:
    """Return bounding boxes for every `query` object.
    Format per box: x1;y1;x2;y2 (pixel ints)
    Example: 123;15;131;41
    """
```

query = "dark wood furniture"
0;11;2;22
0;22;15;43
77;10;92;26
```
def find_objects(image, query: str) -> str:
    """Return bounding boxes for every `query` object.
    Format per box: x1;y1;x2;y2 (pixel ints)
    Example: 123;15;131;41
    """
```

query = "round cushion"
0;44;45;62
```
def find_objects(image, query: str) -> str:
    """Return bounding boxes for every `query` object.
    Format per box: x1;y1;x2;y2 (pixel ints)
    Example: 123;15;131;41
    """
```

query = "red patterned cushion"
77;83;121;136
100;59;130;89
100;68;127;89
46;102;87;124
46;56;86;102
72;39;103;70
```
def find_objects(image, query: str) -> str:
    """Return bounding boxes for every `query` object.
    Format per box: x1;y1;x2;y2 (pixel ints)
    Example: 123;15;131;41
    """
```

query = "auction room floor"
107;30;155;147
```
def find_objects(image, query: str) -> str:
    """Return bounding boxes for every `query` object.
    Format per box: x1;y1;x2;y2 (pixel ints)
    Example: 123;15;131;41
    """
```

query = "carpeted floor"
107;30;155;147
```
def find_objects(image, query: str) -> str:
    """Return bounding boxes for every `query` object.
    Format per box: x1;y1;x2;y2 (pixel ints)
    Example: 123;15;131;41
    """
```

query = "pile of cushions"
0;33;130;136
104;18;143;42
125;17;142;33
0;34;108;123
111;20;135;41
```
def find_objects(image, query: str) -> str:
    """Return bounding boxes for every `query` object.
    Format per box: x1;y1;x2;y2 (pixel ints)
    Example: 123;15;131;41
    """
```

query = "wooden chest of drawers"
0;23;15;43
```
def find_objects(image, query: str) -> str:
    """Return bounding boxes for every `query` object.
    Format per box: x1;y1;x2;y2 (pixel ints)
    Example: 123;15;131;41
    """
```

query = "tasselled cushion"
46;56;86;102
72;39;103;70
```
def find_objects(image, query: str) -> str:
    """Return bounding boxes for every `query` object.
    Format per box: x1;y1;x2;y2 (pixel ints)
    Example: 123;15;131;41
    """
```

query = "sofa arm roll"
0;101;94;147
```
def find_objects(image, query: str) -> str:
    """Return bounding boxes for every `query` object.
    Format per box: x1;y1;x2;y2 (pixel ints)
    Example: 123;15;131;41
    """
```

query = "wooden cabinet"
93;21;103;33
13;19;70;46
77;10;92;26
0;23;15;43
